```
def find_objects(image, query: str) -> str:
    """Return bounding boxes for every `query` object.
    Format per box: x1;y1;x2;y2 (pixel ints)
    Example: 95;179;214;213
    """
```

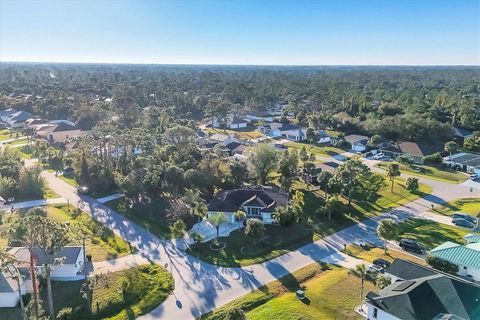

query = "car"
452;213;477;225
296;289;306;300
399;238;425;254
373;153;385;160
452;218;475;228
77;186;89;195
373;258;391;269
367;264;385;274
354;239;368;247
470;173;479;180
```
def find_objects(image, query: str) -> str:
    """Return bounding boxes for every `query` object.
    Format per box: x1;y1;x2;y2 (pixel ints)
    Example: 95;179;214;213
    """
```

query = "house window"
251;208;259;215
373;307;378;318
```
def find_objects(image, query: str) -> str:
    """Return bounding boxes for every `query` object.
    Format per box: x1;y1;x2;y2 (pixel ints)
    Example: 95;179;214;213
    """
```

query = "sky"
0;0;479;65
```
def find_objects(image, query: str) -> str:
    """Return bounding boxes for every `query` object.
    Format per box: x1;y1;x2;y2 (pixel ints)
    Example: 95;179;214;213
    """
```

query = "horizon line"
1;60;479;67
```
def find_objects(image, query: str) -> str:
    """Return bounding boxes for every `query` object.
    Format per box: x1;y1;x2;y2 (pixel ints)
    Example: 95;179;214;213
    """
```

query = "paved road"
40;168;474;319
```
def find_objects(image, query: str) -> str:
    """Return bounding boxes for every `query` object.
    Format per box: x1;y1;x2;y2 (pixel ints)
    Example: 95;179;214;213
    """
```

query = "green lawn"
3;264;174;320
284;141;346;157
430;198;480;217
59;174;80;187
202;263;374;320
107;198;172;239
5;137;29;145
396;219;474;250
0;204;130;261
376;162;468;184
16;144;34;159
0;129;17;141
344;244;426;265
43;187;59;199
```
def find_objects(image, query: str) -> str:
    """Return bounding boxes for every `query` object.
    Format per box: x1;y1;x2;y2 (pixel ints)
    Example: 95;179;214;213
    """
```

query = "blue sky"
0;0;479;65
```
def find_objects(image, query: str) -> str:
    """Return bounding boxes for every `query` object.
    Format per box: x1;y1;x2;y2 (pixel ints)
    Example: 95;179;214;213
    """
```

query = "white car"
470;173;479;181
373;153;385;160
367;264;385;274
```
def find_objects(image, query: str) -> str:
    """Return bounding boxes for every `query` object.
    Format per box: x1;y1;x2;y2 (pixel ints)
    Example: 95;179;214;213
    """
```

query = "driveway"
40;169;474;319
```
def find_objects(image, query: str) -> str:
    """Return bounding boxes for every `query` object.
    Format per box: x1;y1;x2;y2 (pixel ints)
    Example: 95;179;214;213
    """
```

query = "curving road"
41;166;476;319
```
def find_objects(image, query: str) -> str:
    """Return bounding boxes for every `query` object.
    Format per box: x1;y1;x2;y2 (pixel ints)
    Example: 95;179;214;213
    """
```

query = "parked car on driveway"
367;264;385;274
452;213;477;225
373;258;391;269
399;238;425;254
452;218;475;229
77;186;89;195
373;153;385;160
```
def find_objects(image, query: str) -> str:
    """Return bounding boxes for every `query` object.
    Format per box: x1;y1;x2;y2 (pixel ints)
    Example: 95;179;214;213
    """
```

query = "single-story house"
4;111;32;128
464;233;480;244
0;108;19;123
385;259;436;283
429;241;480;281
225;142;248;155
344;134;369;152
24;118;49;130
207;187;288;224
380;141;444;163
366;267;480;320
260;123;306;141
0;267;30;308
317;130;331;144
244;114;273;123
443;152;480;175
454;127;474;142
212;114;248;129
9;246;85;281
42;123;83;145
209;133;239;146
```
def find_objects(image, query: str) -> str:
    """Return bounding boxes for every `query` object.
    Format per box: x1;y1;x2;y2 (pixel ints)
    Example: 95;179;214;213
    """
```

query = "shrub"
405;177;419;192
274;205;299;226
426;255;459;274
57;307;74;320
422;153;442;164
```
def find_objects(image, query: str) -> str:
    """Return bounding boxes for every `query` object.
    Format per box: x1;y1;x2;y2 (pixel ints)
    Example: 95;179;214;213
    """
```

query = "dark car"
452;213;477;225
373;258;391;269
399;239;425;254
452;218;475;229
77;186;89;195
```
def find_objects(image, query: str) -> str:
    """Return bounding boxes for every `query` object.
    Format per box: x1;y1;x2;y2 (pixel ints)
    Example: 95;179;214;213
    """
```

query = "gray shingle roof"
386;259;436;280
9;247;82;266
208;187;288;213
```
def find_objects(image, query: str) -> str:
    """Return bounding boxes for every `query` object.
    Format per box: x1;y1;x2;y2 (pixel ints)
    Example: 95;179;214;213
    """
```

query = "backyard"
430;197;480;217
2;264;174;320
202;263;374;320
376;161;468;184
204;126;265;140
0;204;130;261
283;141;346;157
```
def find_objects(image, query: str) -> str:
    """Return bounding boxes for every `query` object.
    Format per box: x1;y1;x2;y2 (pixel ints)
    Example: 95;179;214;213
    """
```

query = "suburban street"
40;162;476;319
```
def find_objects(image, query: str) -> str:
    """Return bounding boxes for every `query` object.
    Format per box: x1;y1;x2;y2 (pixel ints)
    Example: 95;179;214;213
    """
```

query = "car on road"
373;258;391;269
399;238;425;254
373;153;385;160
452;218;475;229
367;264;385;274
452;213;477;225
77;186;90;195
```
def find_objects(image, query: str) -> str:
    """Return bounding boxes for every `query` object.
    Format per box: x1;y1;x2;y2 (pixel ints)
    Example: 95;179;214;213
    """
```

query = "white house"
9;246;85;281
0;267;29;308
212;114;248;129
206;187;288;224
366;259;480;320
344;134;368;152
209;133;239;146
429;241;480;281
317;130;331;144
443;152;480;175
260;123;306;141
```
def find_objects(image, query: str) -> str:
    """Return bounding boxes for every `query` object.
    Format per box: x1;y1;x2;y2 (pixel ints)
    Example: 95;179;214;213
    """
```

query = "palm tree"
376;274;392;289
377;219;399;253
208;212;226;240
350;263;368;312
386;163;401;192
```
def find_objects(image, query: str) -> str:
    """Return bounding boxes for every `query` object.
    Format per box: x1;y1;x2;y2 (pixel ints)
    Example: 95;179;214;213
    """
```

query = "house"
4;111;32;128
244;114;274;123
0;108;19;123
464;233;480;244
207;186;288;224
443;152;480;175
316;130;331;144
260;123;306;141
42;123;83;145
385;259;435;283
366;269;480;320
212;114;248;129
225;142;248;155
429;241;480;281
9;246;85;280
344;134;369;152
381;141;444;163
454;127;474;142
24;118;49;130
209;133;238;146
0;267;30;308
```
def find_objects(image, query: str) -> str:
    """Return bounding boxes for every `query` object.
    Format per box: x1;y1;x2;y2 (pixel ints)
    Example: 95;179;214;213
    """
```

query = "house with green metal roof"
464;233;480;244
430;241;480;281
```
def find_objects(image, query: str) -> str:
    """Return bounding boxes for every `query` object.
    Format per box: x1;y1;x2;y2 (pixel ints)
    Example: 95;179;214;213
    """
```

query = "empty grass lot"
344;244;426;265
0;204;130;261
202;263;374;320
430;198;480;217
376;162;468;184
2;264;174;320
284;141;345;157
396;219;474;250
